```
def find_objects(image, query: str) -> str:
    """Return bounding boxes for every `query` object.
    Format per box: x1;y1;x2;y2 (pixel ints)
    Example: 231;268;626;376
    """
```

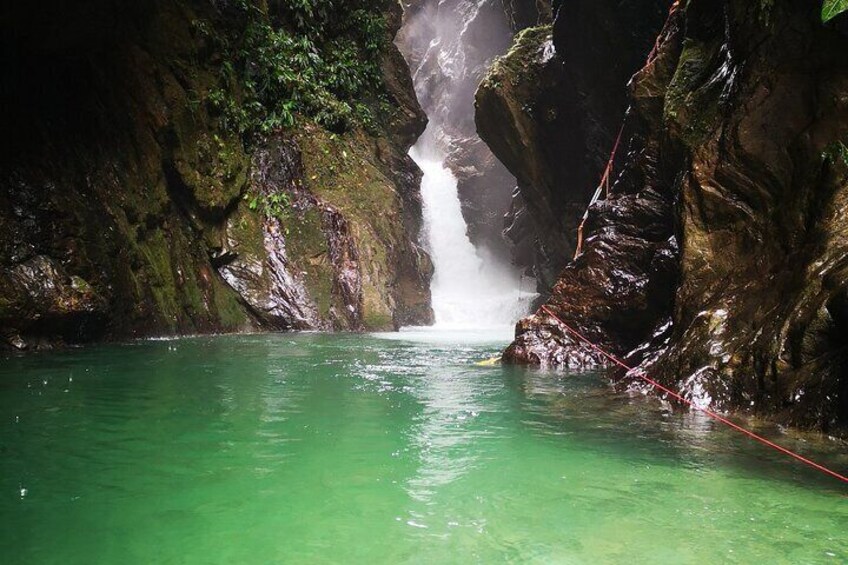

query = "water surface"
1;332;846;563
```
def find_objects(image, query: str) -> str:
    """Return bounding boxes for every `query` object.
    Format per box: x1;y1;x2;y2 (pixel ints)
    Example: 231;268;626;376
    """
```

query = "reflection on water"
0;332;846;563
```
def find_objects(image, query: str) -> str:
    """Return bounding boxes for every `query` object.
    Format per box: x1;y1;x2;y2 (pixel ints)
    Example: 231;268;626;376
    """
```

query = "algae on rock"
0;0;431;348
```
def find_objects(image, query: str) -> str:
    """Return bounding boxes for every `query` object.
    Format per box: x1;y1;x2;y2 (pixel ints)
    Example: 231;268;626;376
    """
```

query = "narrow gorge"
2;0;847;561
3;0;848;431
486;0;848;434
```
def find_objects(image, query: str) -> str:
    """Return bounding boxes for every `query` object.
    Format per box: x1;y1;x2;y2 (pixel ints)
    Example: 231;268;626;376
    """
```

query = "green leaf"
822;0;848;22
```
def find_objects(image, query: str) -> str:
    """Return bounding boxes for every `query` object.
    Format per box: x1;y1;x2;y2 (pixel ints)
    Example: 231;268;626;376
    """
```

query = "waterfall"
410;128;529;328
399;0;535;329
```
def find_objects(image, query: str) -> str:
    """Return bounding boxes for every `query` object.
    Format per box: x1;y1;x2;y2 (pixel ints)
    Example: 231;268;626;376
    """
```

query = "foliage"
197;0;390;138
822;0;848;22
246;190;291;221
823;140;848;167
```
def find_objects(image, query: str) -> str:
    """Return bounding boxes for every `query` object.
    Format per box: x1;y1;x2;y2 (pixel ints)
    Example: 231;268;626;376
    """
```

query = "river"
1;331;845;563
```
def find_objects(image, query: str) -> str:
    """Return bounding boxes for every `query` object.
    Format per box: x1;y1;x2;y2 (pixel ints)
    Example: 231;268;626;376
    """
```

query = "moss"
663;39;723;146
293;124;405;329
172;129;249;214
285;208;335;318
296;126;399;232
136;231;182;331
482;25;552;91
209;277;250;330
228;207;266;259
363;309;393;330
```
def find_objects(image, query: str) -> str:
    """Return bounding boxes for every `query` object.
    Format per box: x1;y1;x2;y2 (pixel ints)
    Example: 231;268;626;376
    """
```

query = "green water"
1;331;846;564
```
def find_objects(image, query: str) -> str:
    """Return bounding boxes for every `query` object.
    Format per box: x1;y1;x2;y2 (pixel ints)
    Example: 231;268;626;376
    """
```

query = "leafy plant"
823;140;848;167
822;0;848;22
246;191;292;220
197;0;390;139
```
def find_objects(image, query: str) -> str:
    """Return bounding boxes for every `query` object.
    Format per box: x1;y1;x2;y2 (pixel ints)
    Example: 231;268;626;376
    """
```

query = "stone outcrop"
500;0;848;431
0;0;431;349
476;26;579;289
476;1;670;291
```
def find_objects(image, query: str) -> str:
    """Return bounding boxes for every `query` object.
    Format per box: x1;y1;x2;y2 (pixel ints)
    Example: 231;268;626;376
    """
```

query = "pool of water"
1;331;846;563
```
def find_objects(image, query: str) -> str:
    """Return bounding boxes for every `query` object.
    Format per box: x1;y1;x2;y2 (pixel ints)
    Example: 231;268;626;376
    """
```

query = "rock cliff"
0;0;432;349
493;0;848;431
476;1;669;290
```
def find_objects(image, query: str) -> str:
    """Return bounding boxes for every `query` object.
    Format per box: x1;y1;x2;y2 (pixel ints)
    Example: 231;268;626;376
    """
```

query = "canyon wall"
0;0;432;349
489;0;848;431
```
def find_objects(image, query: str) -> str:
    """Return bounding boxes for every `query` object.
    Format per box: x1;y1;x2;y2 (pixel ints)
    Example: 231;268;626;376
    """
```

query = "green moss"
285;208;335;317
296;126;399;231
664;39;723;146
210;279;250;330
136;231;182;331
228;207;266;258
482;25;552;91
172;129;249;213
293;125;406;329
363;309;393;330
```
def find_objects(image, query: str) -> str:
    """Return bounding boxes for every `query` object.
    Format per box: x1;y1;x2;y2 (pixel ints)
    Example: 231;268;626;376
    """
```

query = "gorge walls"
0;0;433;349
492;0;848;431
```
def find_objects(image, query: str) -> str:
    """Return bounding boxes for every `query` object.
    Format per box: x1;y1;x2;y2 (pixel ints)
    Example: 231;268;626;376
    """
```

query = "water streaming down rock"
410;127;529;327
399;0;535;328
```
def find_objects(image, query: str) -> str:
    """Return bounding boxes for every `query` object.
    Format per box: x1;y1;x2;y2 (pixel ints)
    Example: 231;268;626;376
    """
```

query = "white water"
409;127;533;329
399;0;535;329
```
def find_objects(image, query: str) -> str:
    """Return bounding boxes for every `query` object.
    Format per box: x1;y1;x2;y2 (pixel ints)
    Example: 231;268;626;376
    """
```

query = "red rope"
601;125;625;198
573;0;681;259
539;305;848;486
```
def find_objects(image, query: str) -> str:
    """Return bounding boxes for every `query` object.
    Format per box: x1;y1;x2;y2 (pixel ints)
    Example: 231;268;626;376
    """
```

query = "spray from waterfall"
398;0;535;329
410;127;530;328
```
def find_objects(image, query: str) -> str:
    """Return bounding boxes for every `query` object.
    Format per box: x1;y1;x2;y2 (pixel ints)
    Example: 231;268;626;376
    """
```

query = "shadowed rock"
502;0;848;432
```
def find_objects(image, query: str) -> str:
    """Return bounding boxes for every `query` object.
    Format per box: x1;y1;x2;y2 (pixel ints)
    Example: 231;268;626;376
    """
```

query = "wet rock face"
503;0;848;431
218;139;325;331
0;256;107;349
476;26;579;289
219;132;434;332
0;0;432;347
398;0;519;260
475;1;670;292
502;0;553;31
444;137;516;259
646;0;848;430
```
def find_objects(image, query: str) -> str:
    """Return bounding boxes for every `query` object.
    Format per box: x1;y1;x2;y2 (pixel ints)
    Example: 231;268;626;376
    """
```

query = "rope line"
572;0;681;260
573;124;625;260
539;305;848;486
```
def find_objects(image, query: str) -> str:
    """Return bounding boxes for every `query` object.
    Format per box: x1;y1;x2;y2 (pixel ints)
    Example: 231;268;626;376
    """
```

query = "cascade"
399;0;535;328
